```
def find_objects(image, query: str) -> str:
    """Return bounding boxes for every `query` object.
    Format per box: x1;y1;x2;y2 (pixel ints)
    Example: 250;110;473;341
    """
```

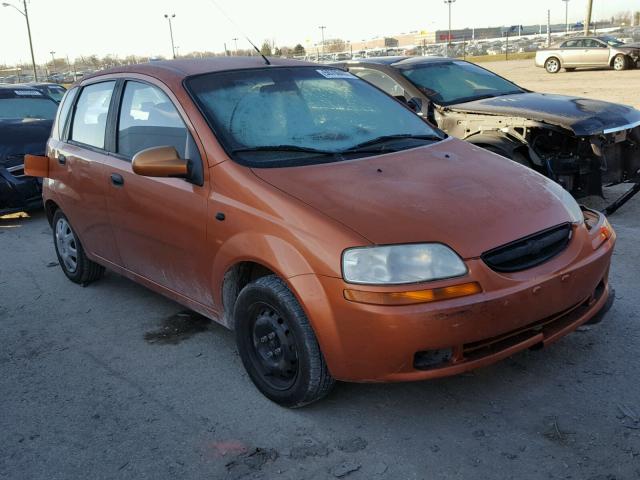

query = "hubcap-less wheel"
546;58;559;73
249;303;299;390
55;217;78;273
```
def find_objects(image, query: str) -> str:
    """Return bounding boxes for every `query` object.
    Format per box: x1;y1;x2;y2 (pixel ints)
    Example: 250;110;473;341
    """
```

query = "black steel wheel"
234;275;334;407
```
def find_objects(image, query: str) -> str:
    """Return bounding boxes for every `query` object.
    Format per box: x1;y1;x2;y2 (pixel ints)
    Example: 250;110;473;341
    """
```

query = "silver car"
535;36;640;73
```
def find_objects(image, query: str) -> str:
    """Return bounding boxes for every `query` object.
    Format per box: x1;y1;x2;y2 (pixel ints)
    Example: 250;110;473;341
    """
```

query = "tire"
52;210;104;285
613;54;628;71
545;57;561;74
234;275;335;407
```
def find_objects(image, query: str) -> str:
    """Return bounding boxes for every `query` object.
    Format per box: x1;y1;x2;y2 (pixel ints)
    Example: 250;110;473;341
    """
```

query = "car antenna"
205;0;271;65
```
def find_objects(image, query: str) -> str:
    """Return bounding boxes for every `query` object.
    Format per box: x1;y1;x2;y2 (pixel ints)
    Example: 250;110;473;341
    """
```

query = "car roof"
344;56;454;68
82;57;321;84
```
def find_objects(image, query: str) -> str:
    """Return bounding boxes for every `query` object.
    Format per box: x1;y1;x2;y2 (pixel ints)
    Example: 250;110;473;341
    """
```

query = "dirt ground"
2;62;640;479
479;59;640;109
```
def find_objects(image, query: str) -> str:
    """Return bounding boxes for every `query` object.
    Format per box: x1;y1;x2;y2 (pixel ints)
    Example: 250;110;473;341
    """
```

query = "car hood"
252;138;574;259
448;92;640;136
0;118;53;168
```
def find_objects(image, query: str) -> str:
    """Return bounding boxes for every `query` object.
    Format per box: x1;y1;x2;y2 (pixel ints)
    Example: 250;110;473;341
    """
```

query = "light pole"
164;13;176;59
49;51;55;76
444;0;456;57
562;0;570;33
232;37;239;55
319;26;326;57
2;1;38;81
584;0;593;35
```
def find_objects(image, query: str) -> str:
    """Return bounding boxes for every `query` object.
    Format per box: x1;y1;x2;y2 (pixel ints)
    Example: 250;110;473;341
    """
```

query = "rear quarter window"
54;87;78;140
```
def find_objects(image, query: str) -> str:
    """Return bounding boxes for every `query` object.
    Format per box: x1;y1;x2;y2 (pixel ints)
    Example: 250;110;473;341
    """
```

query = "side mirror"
407;97;423;114
132;146;189;178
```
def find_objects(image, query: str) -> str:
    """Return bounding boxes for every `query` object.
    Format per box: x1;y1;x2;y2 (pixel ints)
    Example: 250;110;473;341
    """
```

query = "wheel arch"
44;199;60;227
213;233;317;329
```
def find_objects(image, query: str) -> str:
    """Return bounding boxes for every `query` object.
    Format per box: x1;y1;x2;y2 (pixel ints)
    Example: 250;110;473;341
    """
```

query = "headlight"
342;243;467;285
547;181;583;224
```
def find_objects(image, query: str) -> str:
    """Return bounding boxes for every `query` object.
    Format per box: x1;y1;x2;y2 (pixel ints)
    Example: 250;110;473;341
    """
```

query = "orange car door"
50;81;121;264
102;80;213;308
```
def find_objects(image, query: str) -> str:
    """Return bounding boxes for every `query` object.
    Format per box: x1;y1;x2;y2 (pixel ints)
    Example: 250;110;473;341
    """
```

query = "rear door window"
70;81;115;149
117;81;188;159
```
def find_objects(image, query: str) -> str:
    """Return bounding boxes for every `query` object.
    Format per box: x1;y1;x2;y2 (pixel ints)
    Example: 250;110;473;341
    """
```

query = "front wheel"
545;57;561;74
234;275;335;407
52;210;104;285
613;54;628;71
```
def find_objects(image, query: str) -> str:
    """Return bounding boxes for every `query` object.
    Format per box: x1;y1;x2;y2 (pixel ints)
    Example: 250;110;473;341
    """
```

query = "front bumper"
0;165;42;215
290;215;615;382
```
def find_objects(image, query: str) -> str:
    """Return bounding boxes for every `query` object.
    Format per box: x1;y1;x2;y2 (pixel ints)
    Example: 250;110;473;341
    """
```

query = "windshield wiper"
232;145;336;155
342;134;443;153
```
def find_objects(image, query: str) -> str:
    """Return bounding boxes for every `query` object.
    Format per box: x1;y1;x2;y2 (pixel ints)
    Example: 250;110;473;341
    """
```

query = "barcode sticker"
14;90;42;96
316;69;355;79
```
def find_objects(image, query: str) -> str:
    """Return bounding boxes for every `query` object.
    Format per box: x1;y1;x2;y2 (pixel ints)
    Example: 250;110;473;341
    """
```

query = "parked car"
535;36;640;73
0;85;58;215
333;56;640;214
28;83;67;103
26;58;615;407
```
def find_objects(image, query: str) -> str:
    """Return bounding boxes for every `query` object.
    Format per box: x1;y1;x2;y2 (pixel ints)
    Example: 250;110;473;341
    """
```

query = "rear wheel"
545;57;561;74
52;210;104;285
613;54;628;71
234;275;334;407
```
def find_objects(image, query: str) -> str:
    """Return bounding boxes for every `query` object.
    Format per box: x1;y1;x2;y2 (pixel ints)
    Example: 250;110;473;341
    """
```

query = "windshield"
187;67;442;167
398;61;525;106
601;36;624;47
0;97;58;120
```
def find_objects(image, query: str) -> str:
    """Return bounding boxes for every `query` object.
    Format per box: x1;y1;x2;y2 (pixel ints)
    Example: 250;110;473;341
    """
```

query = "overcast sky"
0;0;637;65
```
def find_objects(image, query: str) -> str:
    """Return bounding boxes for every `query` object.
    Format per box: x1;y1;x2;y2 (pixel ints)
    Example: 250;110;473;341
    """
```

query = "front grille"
481;223;572;273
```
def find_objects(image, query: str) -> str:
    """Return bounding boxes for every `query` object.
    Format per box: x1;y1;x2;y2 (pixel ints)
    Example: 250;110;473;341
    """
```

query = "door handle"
58;154;67;165
110;173;124;187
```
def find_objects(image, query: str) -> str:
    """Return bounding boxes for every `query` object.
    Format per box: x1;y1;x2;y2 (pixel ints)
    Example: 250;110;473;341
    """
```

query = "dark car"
334;56;640;213
28;83;67;103
0;85;58;215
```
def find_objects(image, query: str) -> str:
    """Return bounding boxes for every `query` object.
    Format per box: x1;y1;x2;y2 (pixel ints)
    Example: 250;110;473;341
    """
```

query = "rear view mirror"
407;97;423;114
132;146;188;178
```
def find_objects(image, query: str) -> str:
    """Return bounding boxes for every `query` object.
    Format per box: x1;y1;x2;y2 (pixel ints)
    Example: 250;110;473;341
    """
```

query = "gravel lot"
2;62;640;479
480;59;640;109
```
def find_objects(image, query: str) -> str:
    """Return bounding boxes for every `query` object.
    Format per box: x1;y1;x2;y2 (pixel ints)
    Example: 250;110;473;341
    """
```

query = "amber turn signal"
344;282;482;306
592;221;612;250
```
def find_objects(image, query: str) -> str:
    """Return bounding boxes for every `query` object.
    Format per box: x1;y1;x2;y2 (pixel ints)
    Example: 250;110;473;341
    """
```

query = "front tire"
613;54;628;71
234;275;334;407
52;210;104;285
545;57;561;74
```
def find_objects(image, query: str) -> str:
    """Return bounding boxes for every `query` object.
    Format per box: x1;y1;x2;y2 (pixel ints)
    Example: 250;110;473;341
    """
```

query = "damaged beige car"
335;57;640;214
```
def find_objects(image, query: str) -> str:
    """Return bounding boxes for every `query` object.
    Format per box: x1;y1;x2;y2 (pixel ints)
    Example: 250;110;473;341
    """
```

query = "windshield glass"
398;60;524;106
187;67;442;167
601;36;624;47
0;97;58;120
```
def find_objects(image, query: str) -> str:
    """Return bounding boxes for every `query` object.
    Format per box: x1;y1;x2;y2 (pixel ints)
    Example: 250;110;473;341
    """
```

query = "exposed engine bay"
436;110;640;214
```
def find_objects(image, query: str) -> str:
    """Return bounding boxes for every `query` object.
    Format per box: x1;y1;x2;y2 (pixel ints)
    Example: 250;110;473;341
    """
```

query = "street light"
2;0;38;81
562;0;570;33
164;13;176;59
232;37;239;55
319;26;326;57
49;51;56;76
444;0;456;57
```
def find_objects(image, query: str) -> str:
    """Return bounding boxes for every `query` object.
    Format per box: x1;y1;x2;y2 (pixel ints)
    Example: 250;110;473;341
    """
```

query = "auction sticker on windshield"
316;69;355;79
14;90;42;96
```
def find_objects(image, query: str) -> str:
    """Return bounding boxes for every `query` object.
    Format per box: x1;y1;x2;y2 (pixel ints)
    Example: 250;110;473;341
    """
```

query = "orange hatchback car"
26;58;615;407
